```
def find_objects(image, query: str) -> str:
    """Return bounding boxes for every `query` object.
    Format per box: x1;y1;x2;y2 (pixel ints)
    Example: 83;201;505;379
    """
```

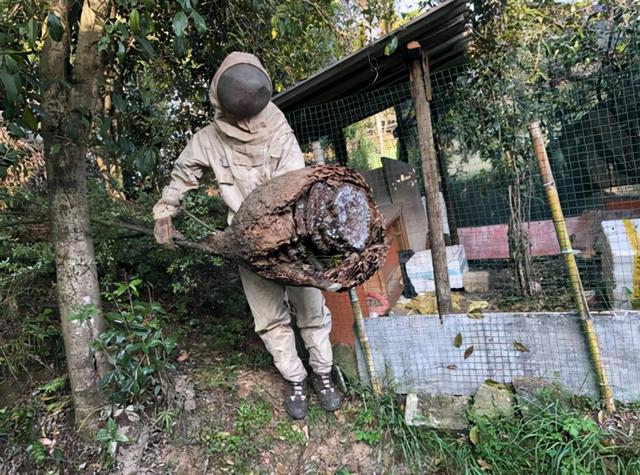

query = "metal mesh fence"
287;58;640;315
357;311;640;402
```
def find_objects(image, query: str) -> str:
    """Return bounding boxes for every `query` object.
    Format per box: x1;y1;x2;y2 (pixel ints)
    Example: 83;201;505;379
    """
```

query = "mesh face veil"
216;63;272;119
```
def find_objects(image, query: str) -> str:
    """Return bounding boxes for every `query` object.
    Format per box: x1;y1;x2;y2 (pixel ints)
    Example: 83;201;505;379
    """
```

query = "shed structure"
274;0;470;159
273;0;472;347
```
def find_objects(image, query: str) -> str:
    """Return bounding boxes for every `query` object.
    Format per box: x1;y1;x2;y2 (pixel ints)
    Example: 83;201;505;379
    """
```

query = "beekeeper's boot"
311;372;343;412
284;379;308;420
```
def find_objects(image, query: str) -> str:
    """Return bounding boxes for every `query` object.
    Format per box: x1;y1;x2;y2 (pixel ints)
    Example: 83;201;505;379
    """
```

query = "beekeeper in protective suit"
153;52;343;419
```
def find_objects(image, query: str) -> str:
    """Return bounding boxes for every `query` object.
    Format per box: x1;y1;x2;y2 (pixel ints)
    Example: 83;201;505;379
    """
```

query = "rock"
472;382;515;418
404;393;470;430
463;271;491;293
512;377;570;416
332;344;359;383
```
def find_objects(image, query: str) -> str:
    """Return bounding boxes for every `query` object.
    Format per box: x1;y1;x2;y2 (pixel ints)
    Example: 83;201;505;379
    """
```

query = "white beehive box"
600;219;639;309
405;245;468;293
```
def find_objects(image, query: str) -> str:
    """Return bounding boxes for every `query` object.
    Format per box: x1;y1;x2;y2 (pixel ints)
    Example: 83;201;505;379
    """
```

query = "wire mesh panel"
287;60;640;315
355;312;640;402
284;17;639;400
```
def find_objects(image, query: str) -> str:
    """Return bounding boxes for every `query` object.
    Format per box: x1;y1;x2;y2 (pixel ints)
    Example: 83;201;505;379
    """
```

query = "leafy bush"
88;180;246;319
96;417;129;465
0;377;71;468
0;307;62;379
91;278;177;407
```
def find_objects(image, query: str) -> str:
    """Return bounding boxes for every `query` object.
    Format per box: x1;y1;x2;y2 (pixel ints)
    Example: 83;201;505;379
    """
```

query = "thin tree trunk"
41;0;110;437
506;156;536;297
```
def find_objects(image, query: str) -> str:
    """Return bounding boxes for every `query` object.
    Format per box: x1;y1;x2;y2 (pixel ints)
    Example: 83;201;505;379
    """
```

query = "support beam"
407;41;451;316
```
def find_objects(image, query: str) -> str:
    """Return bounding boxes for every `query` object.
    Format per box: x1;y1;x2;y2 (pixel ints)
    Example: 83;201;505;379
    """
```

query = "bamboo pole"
350;287;382;394
407;41;451;317
528;121;615;413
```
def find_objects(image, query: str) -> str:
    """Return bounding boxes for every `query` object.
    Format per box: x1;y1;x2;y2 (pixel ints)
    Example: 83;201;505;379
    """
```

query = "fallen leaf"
597;410;605;424
177;350;189;362
469;426;479;445
464;346;474;359
125;410;140;422
40;437;53;446
484;379;509;390
454;333;463;348
446;364;458;370
513;341;530;353
477;459;493;470
468;308;484;319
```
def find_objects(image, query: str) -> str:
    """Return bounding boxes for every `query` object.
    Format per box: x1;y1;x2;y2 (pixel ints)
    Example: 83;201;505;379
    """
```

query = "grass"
349;386;640;474
199;397;276;470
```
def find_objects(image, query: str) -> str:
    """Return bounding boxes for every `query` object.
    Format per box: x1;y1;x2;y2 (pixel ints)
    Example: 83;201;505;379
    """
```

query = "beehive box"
600;219;639;309
405;245;468;293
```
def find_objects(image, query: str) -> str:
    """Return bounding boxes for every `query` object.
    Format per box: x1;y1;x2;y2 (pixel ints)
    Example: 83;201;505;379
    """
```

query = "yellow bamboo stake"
350;288;382;394
528;121;615;413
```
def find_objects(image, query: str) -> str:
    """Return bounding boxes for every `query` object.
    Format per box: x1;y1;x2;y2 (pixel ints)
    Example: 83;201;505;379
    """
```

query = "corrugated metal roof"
273;0;471;112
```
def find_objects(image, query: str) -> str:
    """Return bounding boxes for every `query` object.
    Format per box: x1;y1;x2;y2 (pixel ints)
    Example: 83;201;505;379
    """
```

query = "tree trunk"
41;0;110;438
506;159;536;297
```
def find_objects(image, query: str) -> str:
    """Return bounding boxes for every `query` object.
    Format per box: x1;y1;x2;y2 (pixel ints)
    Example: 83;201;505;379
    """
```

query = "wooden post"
407;41;451;316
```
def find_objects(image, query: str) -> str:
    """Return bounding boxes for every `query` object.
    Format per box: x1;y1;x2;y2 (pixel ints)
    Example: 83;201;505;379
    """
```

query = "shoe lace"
318;375;334;393
291;381;306;401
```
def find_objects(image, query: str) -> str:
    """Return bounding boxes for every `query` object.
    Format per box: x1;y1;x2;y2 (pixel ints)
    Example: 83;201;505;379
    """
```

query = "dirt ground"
0;320;393;475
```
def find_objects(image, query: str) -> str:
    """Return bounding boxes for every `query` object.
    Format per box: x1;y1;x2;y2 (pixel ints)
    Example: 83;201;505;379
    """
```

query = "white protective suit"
153;52;332;382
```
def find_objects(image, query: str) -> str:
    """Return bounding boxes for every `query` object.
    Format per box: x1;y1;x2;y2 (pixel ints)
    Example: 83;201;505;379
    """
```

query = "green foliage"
349;386;640;474
235;400;272;434
91;278;177;407
276;421;307;445
438;0;640;175
0;308;61;379
0;403;36;443
468;400;625;474
155;408;177;435
344;120;378;173
202;429;245;455
0;375;73;468
200;398;274;468
0;0;403;189
0;143;28;178
352;405;382;445
96;417;130;464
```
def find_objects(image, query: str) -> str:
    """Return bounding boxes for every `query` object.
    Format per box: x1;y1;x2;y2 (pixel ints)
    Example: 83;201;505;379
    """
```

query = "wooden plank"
407;42;451;315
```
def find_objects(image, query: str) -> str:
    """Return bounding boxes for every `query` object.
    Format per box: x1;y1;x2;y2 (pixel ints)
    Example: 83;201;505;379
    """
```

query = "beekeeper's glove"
154;216;176;250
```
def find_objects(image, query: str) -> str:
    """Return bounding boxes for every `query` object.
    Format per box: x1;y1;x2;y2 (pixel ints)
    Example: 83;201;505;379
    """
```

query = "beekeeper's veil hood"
212;53;271;119
209;52;289;141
